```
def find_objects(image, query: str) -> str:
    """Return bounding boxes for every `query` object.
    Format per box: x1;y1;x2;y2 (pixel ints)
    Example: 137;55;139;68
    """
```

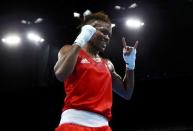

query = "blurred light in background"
111;23;116;28
34;18;43;24
27;32;44;44
114;5;121;10
1;34;21;46
73;12;80;18
128;3;138;9
125;18;144;29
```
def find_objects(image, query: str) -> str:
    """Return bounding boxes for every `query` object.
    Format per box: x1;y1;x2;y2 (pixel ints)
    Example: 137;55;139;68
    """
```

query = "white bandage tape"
123;48;136;70
74;25;96;47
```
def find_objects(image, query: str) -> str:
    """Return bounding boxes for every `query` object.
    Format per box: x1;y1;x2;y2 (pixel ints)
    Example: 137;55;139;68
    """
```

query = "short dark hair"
82;11;111;26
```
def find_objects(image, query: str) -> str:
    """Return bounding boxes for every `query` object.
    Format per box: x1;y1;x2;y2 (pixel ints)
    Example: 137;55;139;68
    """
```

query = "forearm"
113;38;137;100
54;25;96;81
123;67;135;91
122;66;135;100
54;44;81;81
112;66;135;100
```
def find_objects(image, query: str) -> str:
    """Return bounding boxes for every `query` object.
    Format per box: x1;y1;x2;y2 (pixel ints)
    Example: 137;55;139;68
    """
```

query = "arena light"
73;12;80;18
21;20;27;24
27;32;44;44
1;34;21;46
125;18;144;29
21;20;31;24
83;9;92;17
114;5;121;10
34;17;43;23
111;23;116;28
114;5;125;10
128;3;138;9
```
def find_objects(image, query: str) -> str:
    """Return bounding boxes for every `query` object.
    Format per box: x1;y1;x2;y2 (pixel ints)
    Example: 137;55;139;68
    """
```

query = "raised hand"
122;37;138;55
122;37;138;70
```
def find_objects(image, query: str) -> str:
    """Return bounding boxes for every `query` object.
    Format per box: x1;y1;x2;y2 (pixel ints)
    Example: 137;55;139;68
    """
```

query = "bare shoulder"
105;59;122;79
104;59;115;72
58;44;72;59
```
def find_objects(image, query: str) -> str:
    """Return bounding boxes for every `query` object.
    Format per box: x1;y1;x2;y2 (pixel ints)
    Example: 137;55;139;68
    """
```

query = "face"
89;20;112;52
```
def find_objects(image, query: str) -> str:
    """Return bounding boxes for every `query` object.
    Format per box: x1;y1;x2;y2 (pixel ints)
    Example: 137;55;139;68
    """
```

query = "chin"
100;45;107;52
99;47;106;53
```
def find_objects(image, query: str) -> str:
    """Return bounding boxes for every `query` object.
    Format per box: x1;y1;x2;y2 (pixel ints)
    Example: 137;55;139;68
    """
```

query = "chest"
76;56;110;76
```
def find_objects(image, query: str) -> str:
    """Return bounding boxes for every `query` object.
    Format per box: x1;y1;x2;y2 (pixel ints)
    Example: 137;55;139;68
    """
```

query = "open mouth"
102;44;107;48
101;43;107;50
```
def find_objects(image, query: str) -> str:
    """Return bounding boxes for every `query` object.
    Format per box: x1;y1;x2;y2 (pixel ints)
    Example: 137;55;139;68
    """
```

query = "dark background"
0;0;193;130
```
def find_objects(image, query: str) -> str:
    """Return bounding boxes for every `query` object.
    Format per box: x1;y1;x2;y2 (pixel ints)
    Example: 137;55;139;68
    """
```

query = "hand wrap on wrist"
123;48;136;70
74;25;96;47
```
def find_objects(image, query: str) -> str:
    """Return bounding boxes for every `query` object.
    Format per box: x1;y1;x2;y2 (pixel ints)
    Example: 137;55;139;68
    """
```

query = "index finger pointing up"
133;40;139;49
122;37;127;48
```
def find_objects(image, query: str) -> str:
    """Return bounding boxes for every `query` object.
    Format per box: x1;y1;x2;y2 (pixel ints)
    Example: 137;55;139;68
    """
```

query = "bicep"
107;60;130;99
107;60;132;100
110;68;132;100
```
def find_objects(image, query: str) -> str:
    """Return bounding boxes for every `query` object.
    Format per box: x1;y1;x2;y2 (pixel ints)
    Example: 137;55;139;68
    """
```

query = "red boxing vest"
63;50;112;120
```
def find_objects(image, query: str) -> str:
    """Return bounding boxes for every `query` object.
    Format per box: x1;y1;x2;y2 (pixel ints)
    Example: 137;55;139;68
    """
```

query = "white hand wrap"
123;48;136;70
74;25;96;48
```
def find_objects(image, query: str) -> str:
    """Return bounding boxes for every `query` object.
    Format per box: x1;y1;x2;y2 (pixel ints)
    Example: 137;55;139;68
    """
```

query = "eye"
100;29;111;38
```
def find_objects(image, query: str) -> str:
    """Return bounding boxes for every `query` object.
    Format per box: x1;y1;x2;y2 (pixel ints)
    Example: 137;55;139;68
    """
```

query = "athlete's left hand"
122;37;139;70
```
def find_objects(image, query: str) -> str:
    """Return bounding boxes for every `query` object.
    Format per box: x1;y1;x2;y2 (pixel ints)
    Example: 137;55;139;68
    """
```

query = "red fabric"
63;50;112;120
55;123;112;131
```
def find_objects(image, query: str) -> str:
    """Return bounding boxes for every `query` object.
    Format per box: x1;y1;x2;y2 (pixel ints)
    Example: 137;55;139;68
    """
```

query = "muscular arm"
108;61;134;101
54;24;98;82
54;44;81;82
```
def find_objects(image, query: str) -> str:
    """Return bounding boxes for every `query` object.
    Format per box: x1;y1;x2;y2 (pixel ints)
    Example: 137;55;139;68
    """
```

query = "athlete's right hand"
74;25;96;48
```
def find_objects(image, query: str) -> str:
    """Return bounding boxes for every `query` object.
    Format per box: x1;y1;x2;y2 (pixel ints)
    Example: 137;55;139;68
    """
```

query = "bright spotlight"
83;9;92;17
40;38;45;42
34;17;43;24
126;18;144;29
111;23;116;28
114;5;125;10
27;32;44;44
21;20;27;24
1;34;21;46
114;5;121;10
73;12;80;18
129;3;138;9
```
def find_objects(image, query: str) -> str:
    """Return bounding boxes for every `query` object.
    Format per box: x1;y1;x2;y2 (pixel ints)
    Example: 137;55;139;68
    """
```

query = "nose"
103;35;110;43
